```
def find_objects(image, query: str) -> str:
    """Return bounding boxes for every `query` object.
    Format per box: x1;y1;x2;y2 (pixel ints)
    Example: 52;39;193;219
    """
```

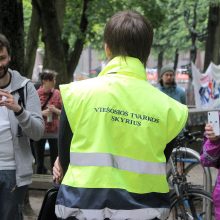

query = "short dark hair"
0;33;11;55
40;69;58;81
104;10;153;66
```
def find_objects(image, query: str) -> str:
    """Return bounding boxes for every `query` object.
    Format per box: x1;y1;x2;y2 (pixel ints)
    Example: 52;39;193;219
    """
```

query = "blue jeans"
0;170;28;220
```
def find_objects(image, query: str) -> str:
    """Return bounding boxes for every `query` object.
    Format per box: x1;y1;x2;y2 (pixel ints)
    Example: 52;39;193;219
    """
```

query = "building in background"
32;48;44;83
32;47;204;86
74;47;101;80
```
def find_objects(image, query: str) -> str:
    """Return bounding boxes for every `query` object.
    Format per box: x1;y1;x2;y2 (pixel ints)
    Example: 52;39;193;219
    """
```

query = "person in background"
200;122;220;219
53;10;188;220
158;65;186;104
0;33;44;220
34;69;62;174
158;65;187;176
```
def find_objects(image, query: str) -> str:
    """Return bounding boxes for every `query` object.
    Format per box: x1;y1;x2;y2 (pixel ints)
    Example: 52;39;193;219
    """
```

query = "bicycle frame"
169;151;213;219
171;147;212;193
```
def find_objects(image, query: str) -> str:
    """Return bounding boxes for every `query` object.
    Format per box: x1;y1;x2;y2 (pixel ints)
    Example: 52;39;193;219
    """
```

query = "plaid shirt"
37;86;62;134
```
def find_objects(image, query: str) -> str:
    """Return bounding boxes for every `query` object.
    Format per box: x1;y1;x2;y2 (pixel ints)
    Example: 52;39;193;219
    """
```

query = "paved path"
24;190;45;220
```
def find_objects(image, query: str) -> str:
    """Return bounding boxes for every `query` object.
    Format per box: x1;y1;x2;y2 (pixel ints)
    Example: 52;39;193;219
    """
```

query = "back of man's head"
104;10;153;67
0;33;10;55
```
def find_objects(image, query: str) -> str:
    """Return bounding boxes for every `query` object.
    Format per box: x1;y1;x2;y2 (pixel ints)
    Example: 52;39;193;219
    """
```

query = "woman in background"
34;69;62;174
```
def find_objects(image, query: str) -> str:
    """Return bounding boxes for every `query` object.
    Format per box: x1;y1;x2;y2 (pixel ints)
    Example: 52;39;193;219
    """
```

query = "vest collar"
98;56;146;80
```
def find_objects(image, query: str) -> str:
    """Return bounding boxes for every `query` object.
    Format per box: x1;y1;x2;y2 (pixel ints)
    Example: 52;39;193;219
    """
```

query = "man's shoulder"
9;69;31;90
156;83;162;90
9;68;25;79
176;85;186;94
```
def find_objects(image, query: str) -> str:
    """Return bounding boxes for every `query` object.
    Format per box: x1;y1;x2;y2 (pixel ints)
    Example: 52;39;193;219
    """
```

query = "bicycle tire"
169;188;214;220
167;147;212;193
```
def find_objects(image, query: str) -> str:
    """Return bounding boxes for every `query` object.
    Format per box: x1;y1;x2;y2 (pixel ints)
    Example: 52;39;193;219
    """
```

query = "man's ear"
104;43;112;59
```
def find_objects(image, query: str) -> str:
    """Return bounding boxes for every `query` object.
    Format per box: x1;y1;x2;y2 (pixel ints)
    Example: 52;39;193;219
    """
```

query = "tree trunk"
38;0;68;84
183;2;198;64
68;39;84;81
0;0;24;73
174;48;179;71
55;0;66;31
212;6;220;65
204;5;220;71
190;44;197;64
24;0;41;79
190;3;197;63
67;0;89;81
157;51;163;75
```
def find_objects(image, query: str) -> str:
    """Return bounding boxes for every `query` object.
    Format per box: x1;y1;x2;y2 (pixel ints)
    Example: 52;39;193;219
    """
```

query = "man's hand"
0;89;22;112
53;157;63;184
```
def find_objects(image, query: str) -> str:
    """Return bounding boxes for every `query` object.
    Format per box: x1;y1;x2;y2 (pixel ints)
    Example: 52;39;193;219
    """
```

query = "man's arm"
14;82;44;140
58;107;73;174
164;138;176;162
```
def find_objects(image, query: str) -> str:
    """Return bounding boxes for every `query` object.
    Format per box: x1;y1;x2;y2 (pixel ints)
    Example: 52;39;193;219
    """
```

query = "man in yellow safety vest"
53;10;188;220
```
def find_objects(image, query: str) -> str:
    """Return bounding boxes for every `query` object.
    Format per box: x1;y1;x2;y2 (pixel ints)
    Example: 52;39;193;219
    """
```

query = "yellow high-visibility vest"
56;56;188;220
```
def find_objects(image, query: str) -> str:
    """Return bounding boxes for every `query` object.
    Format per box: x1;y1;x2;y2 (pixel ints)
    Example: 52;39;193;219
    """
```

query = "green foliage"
153;0;209;61
63;0;83;47
22;0;213;64
210;0;220;6
86;0;165;51
22;0;166;57
62;0;166;52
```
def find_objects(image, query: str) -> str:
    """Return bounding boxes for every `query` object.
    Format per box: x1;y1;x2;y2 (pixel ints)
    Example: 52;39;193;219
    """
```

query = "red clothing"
37;86;62;133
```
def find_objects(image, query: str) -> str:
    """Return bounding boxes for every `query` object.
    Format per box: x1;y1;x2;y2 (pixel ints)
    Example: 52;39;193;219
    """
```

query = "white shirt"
0;84;16;170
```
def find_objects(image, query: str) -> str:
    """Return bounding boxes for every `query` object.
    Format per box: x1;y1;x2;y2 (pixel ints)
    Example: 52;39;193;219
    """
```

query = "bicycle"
166;130;212;193
167;132;214;219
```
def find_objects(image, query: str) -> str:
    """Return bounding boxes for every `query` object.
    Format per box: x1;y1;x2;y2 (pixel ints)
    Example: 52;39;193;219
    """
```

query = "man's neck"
0;72;11;88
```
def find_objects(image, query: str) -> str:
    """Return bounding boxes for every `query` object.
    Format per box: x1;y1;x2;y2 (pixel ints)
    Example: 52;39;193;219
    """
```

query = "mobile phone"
0;95;6;101
208;111;220;136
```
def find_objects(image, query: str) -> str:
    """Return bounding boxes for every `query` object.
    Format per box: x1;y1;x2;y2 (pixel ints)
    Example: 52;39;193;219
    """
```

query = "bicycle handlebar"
176;130;203;144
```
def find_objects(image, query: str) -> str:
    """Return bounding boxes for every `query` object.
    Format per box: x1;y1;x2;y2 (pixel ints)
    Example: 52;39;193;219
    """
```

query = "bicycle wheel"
167;147;212;193
169;188;214;220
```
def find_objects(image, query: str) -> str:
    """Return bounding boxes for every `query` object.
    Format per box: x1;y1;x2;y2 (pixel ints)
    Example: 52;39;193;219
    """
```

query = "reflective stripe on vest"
70;152;166;175
55;185;170;220
55;205;169;220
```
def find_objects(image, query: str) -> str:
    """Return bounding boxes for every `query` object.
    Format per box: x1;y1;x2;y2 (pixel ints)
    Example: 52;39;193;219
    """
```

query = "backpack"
17;80;29;109
12;80;29;137
11;79;30;109
38;187;59;220
13;81;37;159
